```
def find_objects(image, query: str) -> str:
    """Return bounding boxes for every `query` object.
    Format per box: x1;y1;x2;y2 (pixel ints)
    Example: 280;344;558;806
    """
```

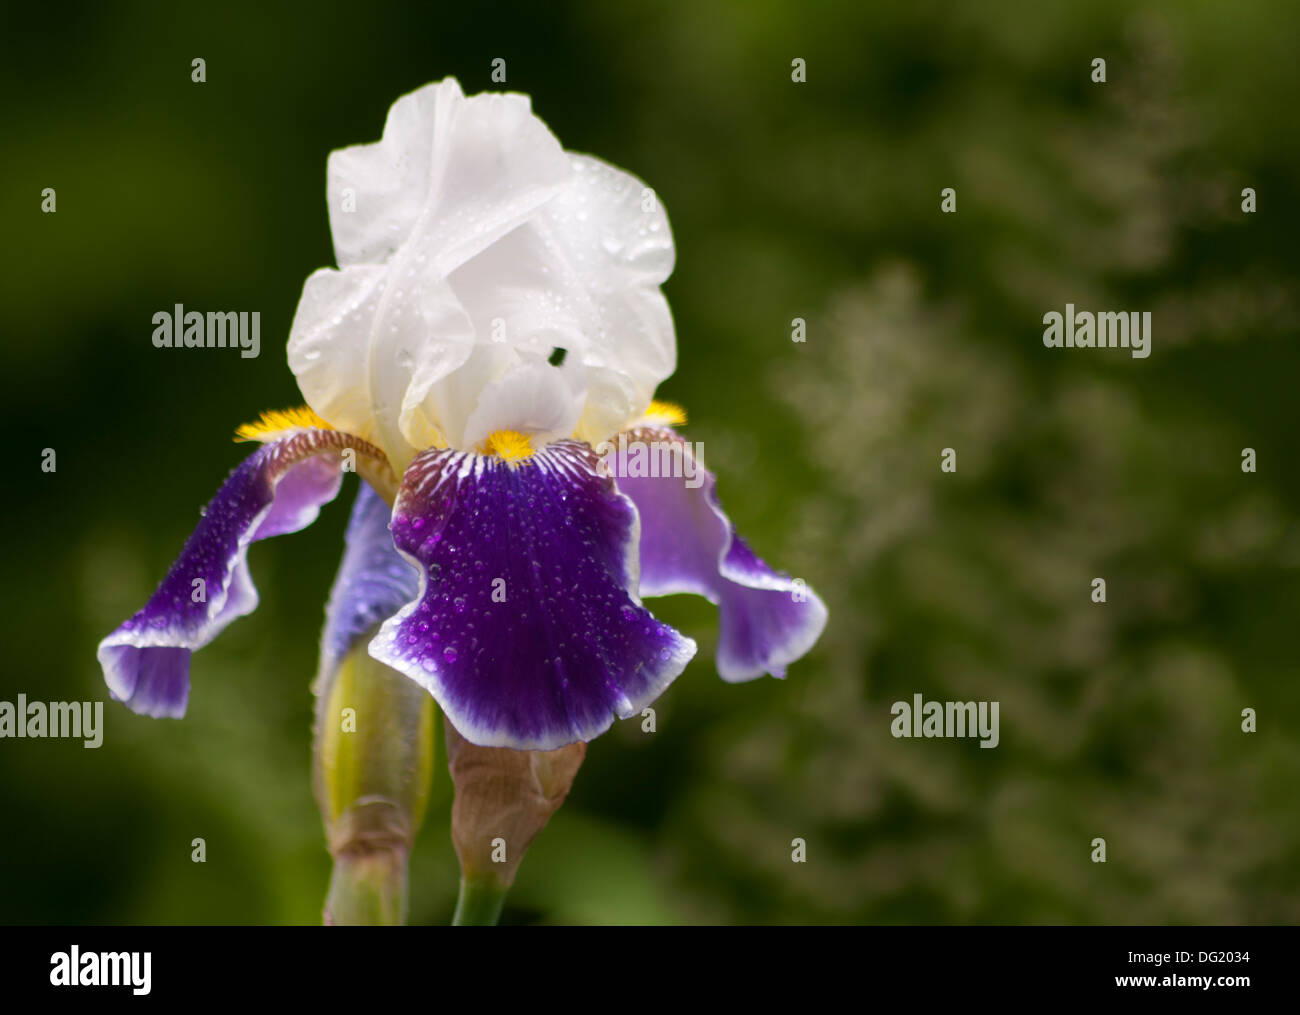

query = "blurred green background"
2;0;1298;924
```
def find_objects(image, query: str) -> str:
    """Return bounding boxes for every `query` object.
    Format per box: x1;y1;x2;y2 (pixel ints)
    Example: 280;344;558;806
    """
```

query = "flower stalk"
451;875;510;927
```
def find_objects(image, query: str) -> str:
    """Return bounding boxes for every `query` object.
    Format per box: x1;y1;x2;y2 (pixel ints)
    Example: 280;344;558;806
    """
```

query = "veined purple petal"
98;429;390;718
370;439;696;750
609;426;827;682
316;482;419;683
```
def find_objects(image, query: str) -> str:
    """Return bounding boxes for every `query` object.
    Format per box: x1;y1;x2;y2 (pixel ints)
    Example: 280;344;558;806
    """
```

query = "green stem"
324;849;409;926
452;876;509;926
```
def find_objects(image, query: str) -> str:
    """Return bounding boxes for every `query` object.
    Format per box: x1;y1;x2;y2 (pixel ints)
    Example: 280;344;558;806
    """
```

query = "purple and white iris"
98;78;827;751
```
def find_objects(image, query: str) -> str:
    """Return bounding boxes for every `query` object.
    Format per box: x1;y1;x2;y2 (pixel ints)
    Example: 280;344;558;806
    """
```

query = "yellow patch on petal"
572;400;689;446
642;400;687;427
234;406;336;443
479;429;535;466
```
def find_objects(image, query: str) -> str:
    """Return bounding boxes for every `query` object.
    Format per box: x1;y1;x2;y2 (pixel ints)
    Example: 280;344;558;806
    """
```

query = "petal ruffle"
287;260;477;469
97;430;390;718
326;78;571;274
370;440;696;750
540;154;677;443
609;426;828;682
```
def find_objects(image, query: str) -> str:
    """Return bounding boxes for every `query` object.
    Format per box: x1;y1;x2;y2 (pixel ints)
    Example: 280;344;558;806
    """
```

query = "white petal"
461;358;587;451
327;78;572;274
535;157;677;439
540;154;675;288
301;80;681;459
371;238;477;466
287;252;477;470
287;264;388;446
325;80;459;268
576;365;641;447
408;343;515;452
447;222;596;359
577;286;676;442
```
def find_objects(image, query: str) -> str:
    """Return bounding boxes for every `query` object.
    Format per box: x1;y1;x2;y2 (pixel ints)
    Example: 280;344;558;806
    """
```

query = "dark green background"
2;0;1297;924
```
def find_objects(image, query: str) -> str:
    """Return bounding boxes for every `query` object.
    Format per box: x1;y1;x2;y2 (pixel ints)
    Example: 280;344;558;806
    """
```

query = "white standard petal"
369;237;477;467
325;79;461;268
446;222;597;359
574;286;676;444
327;77;572;274
541;154;675;287
460;357;587;451
288;251;477;470
287;264;388;447
537;155;677;442
408;343;517;453
300;80;682;462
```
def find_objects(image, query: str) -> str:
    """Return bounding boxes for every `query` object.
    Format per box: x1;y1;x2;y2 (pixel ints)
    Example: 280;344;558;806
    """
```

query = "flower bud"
315;642;435;925
444;718;585;922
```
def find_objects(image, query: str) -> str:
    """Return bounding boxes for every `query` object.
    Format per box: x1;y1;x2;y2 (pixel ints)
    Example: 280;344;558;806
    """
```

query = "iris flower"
97;78;827;753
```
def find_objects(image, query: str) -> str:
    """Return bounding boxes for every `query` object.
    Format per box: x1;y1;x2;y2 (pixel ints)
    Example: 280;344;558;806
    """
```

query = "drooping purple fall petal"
610;426;827;682
98;430;388;718
370;439;696;750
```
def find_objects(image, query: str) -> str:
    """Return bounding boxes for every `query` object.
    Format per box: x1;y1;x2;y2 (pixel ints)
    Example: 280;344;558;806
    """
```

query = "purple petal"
370;439;696;750
609;427;827;682
98;430;385;718
317;482;419;680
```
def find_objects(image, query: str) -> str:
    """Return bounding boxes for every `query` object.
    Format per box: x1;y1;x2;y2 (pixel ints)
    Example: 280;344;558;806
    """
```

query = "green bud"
314;640;435;925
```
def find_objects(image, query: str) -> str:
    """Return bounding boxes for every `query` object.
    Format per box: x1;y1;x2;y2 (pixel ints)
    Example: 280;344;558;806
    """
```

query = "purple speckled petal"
316;482;419;683
98;429;389;718
609;426;827;682
369;439;696;750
